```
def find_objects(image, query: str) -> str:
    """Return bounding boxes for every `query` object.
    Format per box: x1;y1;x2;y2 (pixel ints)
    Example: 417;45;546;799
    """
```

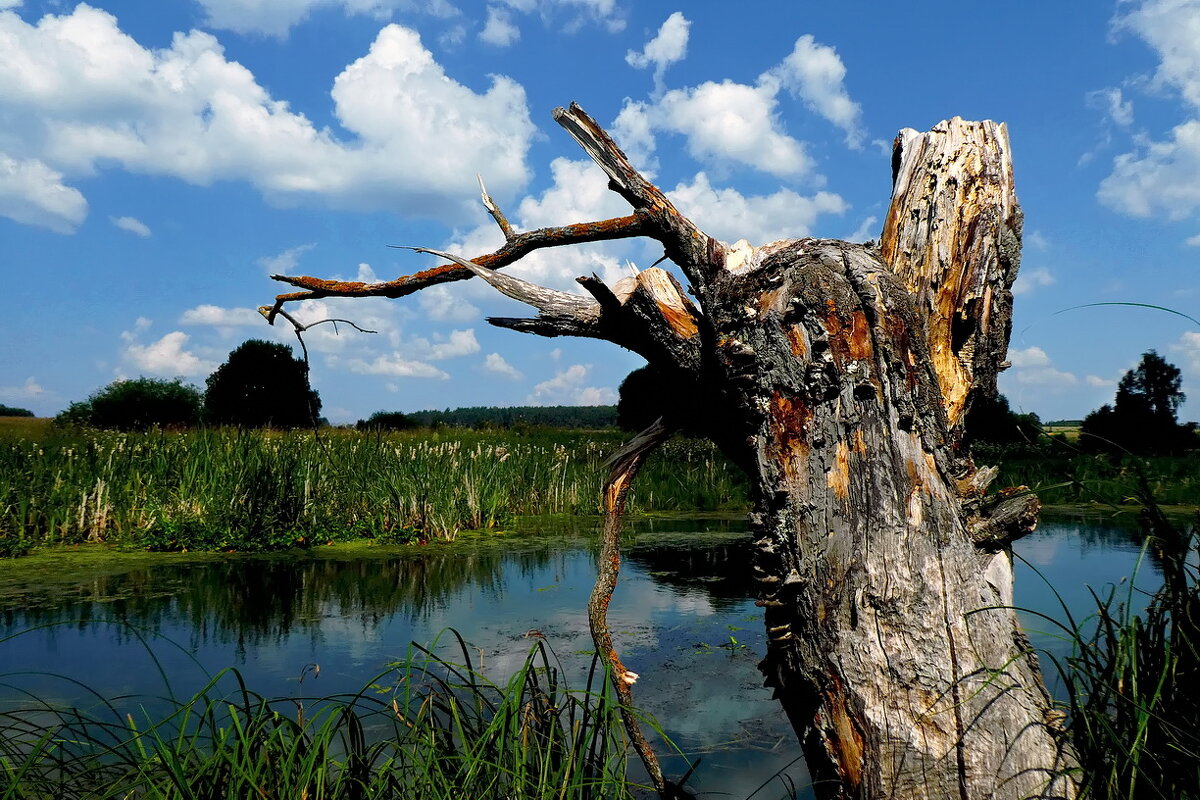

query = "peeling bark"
264;104;1078;799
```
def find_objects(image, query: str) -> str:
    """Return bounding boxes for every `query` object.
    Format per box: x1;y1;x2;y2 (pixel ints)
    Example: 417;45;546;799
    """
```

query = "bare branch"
265;214;651;322
553;103;722;291
477;173;514;239
577;274;622;314
405;247;598;319
258;306;378;336
263;103;721;322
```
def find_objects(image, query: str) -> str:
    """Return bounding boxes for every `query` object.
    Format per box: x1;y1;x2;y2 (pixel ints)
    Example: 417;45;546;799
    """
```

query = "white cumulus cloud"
1087;87;1134;127
418;284;482;321
0;152;87;233
483;352;522;379
626;12;689;95
347;353;449;379
1008;346;1052;368
195;0;458;39
123;331;217;377
0;7;534;229
480;5;519;45
410;328;480;360
763;34;865;149
1099;119;1200;218
668;171;846;246
612;33;864;180
1012;267;1055;295
513;0;623;32
1005;346;1078;389
656;81;813;178
258;243;317;275
0;376;45;401
1173;329;1200;371
180;304;264;326
1101;1;1200;219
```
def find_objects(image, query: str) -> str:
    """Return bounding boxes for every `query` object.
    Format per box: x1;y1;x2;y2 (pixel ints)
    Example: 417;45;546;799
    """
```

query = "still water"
0;515;1153;798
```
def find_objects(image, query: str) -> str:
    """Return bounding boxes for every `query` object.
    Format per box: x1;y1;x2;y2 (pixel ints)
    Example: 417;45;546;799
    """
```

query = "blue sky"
2;0;1199;424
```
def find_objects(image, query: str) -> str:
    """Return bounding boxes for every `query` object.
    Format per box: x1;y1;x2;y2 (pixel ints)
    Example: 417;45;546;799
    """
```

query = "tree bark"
265;104;1078;799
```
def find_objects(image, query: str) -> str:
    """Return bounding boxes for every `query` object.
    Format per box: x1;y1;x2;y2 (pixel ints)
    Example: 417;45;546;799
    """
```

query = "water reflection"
0;518;808;798
0;513;1164;799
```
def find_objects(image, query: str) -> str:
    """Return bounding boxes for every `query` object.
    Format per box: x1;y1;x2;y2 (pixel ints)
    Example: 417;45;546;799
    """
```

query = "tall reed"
0;427;749;554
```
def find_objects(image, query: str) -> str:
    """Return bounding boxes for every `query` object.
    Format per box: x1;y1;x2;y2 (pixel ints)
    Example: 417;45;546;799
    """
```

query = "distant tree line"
0;405;34;417
357;405;618;431
48;343;1199;453
55;340;321;431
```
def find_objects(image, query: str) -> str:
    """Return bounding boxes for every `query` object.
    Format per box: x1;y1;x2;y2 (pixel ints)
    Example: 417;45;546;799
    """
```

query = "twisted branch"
590;418;695;800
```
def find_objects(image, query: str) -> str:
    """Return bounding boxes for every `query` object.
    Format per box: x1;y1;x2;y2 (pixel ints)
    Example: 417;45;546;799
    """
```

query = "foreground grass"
1027;483;1200;799
0;632;649;800
0;426;748;556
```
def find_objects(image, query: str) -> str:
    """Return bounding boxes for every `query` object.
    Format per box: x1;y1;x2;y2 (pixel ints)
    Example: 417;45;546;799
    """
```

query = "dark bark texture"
265;105;1077;799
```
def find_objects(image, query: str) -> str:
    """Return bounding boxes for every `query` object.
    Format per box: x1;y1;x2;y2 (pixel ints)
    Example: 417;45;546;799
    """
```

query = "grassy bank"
0;425;748;556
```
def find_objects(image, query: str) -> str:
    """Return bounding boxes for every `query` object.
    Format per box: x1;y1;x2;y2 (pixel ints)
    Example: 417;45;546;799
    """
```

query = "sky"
2;0;1200;425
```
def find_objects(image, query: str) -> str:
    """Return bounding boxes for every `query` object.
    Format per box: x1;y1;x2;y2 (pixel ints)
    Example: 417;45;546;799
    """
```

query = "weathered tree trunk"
264;106;1078;799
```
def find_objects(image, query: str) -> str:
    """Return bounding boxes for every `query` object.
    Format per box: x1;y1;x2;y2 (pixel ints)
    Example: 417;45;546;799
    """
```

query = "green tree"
204;340;320;428
1081;350;1195;454
0;404;34;417
55;378;203;431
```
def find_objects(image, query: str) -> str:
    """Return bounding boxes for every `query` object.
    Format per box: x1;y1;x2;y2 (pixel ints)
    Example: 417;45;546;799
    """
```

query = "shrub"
54;378;203;431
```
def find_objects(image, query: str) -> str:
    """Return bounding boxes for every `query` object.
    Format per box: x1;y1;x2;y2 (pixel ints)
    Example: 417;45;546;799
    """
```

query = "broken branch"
589;417;696;800
553;103;721;292
477;173;514;239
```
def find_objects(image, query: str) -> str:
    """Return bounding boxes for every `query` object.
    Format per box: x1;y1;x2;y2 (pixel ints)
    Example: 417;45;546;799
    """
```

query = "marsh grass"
0;427;748;555
994;453;1200;509
0;630;649;799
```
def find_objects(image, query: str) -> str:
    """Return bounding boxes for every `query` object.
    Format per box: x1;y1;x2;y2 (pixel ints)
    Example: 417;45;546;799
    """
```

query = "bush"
54;378;203;431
